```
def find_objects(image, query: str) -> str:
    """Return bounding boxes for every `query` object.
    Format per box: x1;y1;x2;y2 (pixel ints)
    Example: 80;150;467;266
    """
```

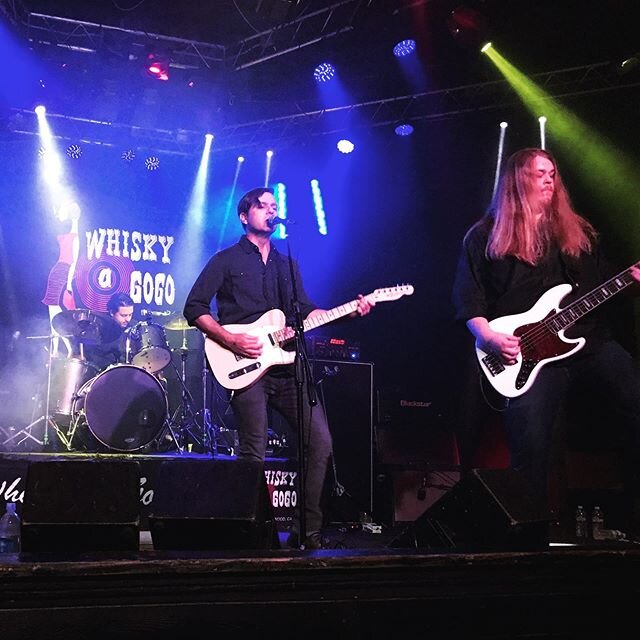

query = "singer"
183;186;374;549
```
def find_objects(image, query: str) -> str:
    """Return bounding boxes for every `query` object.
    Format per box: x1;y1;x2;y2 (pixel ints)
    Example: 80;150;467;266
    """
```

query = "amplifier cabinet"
312;359;374;522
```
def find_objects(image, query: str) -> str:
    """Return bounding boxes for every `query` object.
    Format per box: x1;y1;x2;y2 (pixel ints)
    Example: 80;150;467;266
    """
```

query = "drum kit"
25;309;214;455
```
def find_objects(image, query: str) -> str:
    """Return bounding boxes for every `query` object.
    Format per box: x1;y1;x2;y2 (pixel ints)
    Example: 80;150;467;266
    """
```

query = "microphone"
267;216;292;227
141;309;172;317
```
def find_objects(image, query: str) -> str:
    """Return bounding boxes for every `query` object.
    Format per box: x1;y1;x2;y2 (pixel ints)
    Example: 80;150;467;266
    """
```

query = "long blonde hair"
484;148;596;264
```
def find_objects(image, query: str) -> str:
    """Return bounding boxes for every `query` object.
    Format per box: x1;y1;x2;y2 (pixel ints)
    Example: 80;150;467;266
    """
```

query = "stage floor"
2;539;640;639
2;451;640;638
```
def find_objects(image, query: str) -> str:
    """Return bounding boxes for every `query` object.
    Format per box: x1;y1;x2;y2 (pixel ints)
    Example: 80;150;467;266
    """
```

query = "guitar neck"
273;298;360;344
547;266;635;333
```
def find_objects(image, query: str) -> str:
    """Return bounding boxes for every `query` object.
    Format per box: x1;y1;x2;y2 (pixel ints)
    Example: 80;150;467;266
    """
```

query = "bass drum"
73;364;168;452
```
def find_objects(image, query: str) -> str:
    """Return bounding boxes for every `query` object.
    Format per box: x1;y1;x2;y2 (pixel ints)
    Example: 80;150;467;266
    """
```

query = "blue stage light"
145;156;160;170
314;62;336;83
66;144;82;159
393;39;416;57
337;139;354;154
394;123;414;136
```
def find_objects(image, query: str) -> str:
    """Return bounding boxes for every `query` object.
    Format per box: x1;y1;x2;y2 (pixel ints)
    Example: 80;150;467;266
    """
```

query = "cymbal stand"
169;329;215;455
21;333;70;451
200;332;215;455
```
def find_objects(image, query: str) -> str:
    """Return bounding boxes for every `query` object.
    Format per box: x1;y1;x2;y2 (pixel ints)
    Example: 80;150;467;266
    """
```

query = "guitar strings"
514;267;634;355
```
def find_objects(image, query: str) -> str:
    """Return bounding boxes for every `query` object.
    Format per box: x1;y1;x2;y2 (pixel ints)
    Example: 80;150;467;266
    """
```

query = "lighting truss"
209;62;640;151
227;0;367;70
5;62;639;156
1;0;377;72
22;12;226;71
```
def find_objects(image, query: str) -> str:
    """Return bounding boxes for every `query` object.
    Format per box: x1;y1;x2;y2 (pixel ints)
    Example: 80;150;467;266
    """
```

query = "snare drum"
129;321;172;373
72;364;168;452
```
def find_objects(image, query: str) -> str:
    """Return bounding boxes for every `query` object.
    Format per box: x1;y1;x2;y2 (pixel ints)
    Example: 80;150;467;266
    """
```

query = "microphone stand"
286;240;317;549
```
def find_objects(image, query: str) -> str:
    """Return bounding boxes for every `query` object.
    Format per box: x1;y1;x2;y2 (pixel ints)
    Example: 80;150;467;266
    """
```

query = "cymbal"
164;315;194;331
52;308;122;345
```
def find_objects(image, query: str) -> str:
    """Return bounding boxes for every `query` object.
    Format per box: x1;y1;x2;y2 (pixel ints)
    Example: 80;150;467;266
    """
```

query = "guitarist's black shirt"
183;235;317;328
452;219;617;353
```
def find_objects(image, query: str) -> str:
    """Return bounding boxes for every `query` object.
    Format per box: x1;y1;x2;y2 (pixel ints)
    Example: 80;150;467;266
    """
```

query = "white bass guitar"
476;265;637;398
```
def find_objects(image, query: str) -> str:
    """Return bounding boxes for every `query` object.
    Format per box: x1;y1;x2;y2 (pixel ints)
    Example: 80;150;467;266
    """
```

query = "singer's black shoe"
286;530;324;550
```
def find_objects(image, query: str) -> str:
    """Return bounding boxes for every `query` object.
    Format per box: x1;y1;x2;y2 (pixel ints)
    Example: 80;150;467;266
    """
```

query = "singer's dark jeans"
503;339;640;516
231;367;332;535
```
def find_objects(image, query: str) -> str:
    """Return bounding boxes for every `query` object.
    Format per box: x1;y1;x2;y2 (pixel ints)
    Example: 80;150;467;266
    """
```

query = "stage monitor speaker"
390;468;552;551
21;459;140;552
148;458;279;550
312;359;374;523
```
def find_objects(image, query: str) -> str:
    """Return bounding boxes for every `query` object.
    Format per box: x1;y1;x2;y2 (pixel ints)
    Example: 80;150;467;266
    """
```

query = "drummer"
83;292;134;372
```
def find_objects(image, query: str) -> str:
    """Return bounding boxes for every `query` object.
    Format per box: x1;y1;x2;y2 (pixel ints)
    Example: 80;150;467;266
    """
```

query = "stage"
1;451;640;639
2;535;640;638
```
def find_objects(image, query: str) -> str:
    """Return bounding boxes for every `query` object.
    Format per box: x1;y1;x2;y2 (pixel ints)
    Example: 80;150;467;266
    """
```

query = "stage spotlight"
266;149;274;157
238;156;245;163
394;123;414;136
145;52;170;81
122;149;136;162
205;133;214;142
310;179;327;236
500;121;508;129
538;116;547;150
145;156;160;170
35;105;46;116
619;54;639;75
38;146;47;158
66;144;82;159
393;39;417;57
481;42;493;53
314;62;336;83
337;139;354;154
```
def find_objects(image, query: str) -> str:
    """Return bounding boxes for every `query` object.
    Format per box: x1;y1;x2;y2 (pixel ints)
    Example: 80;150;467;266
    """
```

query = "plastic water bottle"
575;505;587;541
591;505;604;541
0;502;21;553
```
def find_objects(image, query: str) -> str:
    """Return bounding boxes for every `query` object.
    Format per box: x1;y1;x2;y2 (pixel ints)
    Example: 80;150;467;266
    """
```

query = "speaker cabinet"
21;459;140;552
391;468;552;551
312;360;374;523
148;458;279;550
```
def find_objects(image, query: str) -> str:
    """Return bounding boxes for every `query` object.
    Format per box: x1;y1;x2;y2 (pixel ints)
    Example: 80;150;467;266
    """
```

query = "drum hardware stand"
23;333;74;451
61;406;89;451
200;334;216;455
168;333;215;455
1;422;44;451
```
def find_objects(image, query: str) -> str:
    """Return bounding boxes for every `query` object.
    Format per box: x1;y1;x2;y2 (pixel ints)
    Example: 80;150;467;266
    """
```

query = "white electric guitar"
476;264;638;398
205;284;414;391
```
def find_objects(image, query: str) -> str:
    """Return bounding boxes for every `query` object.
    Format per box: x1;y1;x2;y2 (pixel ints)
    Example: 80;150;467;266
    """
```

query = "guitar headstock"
369;284;414;302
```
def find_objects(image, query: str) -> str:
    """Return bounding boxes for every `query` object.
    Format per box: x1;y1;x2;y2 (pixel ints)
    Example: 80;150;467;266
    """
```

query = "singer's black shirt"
183;234;317;327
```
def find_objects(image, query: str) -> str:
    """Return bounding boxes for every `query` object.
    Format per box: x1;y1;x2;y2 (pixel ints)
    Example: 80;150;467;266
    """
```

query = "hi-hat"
164;315;194;331
52;308;122;345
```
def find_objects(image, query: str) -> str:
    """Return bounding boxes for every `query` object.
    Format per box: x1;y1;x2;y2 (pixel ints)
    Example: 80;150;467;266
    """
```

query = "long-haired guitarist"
183;187;374;549
452;147;640;530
